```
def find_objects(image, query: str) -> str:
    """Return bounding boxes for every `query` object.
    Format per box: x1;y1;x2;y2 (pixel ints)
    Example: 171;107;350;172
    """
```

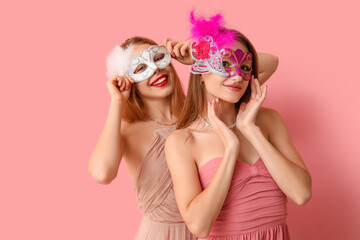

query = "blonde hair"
119;37;185;122
177;30;259;129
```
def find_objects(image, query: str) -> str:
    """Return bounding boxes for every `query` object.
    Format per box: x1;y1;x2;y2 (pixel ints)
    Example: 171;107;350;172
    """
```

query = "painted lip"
223;84;242;91
150;74;168;87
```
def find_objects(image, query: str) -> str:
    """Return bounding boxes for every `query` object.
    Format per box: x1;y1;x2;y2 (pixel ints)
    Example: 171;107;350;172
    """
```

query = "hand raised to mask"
106;75;134;103
163;37;195;65
236;77;267;132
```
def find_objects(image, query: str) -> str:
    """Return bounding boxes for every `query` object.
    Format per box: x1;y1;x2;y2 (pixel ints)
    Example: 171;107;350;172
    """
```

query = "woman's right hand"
207;98;240;152
106;75;134;103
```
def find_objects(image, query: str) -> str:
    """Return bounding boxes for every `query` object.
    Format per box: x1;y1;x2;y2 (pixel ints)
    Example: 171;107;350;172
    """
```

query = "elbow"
88;163;117;185
292;169;312;206
274;55;279;69
294;189;312;206
187;220;212;238
92;172;116;185
270;55;279;73
196;232;210;239
189;225;210;239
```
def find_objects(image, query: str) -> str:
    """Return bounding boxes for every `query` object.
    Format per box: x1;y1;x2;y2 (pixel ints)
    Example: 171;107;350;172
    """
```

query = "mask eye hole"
222;59;233;68
241;65;252;72
134;64;148;74
154;53;165;62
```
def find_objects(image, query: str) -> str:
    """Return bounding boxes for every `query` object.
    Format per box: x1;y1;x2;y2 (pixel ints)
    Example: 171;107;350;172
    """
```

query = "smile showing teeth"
152;77;167;85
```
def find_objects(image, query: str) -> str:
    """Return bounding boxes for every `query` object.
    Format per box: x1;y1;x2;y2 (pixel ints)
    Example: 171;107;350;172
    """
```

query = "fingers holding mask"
115;75;133;92
174;41;192;59
180;41;190;56
163;37;177;57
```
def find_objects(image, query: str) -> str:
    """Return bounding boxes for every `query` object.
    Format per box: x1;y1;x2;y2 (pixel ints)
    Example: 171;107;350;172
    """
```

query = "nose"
230;74;242;82
154;68;161;74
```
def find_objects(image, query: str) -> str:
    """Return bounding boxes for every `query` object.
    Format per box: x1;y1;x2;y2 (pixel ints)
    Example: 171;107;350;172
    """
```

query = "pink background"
1;0;359;239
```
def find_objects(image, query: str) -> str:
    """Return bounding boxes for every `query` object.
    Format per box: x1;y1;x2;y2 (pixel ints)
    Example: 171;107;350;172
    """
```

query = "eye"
154;53;165;62
241;65;252;72
134;64;147;74
222;60;232;67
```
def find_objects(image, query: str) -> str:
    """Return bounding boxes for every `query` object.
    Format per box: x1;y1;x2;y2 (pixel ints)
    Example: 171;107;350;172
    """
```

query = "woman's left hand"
163;37;194;65
208;98;240;151
236;77;267;132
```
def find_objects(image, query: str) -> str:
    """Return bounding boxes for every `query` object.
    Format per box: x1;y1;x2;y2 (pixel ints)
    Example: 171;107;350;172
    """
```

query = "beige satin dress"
133;124;196;240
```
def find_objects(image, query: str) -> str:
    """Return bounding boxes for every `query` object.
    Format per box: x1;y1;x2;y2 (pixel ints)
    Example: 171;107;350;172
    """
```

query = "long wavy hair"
119;37;185;122
176;30;259;129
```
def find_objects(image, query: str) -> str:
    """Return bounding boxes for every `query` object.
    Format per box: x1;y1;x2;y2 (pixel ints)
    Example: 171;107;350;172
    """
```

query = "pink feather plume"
189;10;236;48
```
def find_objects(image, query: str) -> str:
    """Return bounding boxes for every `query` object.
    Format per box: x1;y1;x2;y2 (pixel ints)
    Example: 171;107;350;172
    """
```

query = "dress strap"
157;126;176;138
142;120;156;130
142;121;176;137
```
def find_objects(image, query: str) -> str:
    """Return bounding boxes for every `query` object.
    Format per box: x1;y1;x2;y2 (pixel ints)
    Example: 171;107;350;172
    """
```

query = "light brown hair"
176;30;259;129
119;37;185;122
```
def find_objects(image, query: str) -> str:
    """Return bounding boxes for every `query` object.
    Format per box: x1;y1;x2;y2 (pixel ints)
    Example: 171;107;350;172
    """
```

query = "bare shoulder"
120;120;154;153
258;107;281;118
121;120;149;137
257;107;287;133
165;128;195;163
120;120;157;167
120;120;130;135
257;107;292;145
166;128;194;149
120;120;135;132
257;107;284;124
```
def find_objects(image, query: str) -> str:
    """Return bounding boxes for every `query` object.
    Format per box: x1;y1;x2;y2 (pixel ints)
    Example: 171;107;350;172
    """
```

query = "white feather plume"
106;44;135;79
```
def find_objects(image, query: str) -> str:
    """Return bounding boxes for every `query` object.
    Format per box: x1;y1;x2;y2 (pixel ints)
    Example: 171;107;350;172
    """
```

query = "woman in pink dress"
165;13;312;240
88;35;279;239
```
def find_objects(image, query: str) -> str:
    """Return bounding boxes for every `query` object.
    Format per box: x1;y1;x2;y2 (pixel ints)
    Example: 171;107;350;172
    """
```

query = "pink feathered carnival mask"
189;11;253;80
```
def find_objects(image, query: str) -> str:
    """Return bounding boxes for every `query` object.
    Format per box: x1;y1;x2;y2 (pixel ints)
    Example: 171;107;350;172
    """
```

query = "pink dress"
198;157;290;240
133;126;196;240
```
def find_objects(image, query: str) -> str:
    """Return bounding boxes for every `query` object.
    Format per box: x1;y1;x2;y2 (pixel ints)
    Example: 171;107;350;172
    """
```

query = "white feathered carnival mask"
106;44;172;82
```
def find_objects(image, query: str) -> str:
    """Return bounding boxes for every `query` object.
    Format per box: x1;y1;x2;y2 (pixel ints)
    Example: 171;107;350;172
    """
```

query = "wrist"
238;125;261;137
110;95;126;103
224;142;240;156
110;100;124;111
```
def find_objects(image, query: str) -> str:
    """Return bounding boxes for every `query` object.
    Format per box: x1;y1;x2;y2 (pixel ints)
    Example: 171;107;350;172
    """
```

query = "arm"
237;78;312;205
88;76;133;184
165;99;240;238
257;52;279;85
165;133;238;238
241;109;312;205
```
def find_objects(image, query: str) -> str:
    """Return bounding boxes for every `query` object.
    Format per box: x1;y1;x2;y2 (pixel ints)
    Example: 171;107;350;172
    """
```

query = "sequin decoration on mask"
190;36;228;77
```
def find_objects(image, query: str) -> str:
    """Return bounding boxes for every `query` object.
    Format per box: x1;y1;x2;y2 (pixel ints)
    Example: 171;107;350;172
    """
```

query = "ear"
199;74;205;83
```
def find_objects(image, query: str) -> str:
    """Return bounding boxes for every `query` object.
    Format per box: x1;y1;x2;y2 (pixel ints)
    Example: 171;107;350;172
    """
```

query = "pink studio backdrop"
0;0;359;239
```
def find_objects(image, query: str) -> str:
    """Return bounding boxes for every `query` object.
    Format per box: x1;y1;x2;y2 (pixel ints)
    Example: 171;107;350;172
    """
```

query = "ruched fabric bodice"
198;157;290;240
133;126;196;240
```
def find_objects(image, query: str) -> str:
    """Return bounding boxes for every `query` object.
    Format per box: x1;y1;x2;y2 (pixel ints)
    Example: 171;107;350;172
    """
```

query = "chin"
225;97;241;104
153;87;173;99
219;92;243;103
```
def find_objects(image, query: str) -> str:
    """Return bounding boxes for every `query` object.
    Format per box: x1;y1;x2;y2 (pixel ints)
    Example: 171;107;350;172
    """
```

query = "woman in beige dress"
88;36;279;239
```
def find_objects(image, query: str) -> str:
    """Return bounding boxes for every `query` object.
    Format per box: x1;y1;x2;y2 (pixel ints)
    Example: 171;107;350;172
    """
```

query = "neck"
202;98;237;126
142;96;175;122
